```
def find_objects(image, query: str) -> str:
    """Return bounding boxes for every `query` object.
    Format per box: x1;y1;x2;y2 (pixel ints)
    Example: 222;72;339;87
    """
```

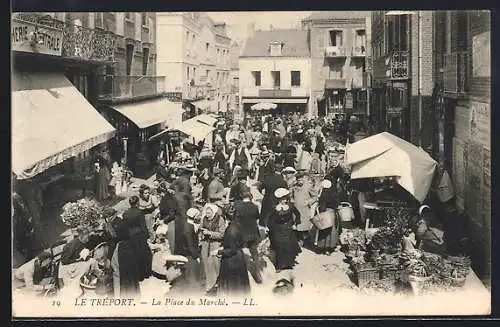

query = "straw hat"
186;208;201;219
274;188;290;199
321;180;332;189
281;167;297;175
155;224;168;236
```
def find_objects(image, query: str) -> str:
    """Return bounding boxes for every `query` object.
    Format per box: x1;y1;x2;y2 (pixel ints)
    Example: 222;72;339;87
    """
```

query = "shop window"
126;44;134;75
291;71;301;87
252;71;261;86
142;47;149;75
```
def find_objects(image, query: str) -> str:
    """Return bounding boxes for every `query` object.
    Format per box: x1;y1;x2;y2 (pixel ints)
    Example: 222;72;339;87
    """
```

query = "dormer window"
269;41;283;56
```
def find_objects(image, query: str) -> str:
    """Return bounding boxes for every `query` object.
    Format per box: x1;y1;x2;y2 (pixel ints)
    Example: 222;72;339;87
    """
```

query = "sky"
207;11;312;45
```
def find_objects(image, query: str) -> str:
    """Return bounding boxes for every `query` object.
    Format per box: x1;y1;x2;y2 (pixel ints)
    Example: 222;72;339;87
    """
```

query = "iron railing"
444;52;468;94
325;46;347;58
12;12;117;62
97;75;166;101
390;50;409;80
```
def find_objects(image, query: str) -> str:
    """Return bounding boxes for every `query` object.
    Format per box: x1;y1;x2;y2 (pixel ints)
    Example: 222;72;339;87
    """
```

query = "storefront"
242;98;309;116
100;97;183;178
12;70;116;251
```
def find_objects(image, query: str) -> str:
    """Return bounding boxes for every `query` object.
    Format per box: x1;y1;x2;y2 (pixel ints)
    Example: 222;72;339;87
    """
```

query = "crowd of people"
13;112;466;299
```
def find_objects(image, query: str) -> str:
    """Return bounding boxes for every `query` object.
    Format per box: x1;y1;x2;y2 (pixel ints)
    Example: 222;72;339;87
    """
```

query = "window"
141;13;147;26
193;68;196;80
271;71;280;88
192;34;196;45
329;30;343;46
291;71;301;87
252;71;261;86
125;12;133;21
125;44;134;75
356;30;366;52
269;42;282;56
187;66;190;80
142;47;149;75
456;11;468;51
186;31;190;41
206;42;209;52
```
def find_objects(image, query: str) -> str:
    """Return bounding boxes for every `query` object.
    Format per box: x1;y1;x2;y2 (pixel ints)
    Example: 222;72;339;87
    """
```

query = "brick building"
432;10;491;280
371;11;434;144
156;12;235;116
302;11;371;118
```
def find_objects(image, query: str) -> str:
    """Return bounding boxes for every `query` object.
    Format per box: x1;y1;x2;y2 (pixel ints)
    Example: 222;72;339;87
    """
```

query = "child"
83;245;113;297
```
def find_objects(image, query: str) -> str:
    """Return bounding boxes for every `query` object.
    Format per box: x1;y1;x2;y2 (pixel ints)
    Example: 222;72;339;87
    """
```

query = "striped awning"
12;72;116;179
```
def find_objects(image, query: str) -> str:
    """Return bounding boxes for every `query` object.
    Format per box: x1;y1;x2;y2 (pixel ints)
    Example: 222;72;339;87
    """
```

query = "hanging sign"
345;92;353;109
12;18;64;56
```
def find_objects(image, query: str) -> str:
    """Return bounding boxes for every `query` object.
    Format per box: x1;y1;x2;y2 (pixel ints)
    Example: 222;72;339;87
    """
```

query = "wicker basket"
354;263;400;289
440;274;467;288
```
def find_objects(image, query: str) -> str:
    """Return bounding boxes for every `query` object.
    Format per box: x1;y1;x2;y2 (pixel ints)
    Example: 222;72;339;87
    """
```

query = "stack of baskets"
353;262;401;289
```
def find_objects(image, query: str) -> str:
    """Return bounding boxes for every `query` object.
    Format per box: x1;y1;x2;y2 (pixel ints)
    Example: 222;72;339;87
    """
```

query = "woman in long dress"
293;174;316;243
309;179;342;255
138;184;160;240
110;162;123;197
268;188;301;273
199;203;226;293
215;207;250;297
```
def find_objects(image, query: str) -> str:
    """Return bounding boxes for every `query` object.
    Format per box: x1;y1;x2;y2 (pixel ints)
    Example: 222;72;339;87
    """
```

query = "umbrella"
251;102;277;110
344;132;437;203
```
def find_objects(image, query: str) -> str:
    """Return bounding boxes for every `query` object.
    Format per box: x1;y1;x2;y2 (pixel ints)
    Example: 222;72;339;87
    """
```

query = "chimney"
247;22;256;38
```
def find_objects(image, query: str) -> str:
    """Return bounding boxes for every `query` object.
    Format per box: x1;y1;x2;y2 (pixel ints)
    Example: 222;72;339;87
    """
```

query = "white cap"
186;208;201;219
274;188;290;199
164;255;189;264
321;180;332;189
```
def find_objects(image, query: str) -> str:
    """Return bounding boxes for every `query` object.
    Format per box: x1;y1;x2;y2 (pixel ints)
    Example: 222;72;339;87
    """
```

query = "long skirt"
128;235;152;281
58;261;92;297
309;210;341;251
200;242;222;291
269;223;300;270
217;249;250;297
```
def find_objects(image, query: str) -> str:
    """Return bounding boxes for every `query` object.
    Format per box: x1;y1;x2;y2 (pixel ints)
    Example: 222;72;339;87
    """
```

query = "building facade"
302;12;371;118
239;29;311;116
371;11;434;144
432;10;491;280
156;12;235;116
229;41;241;113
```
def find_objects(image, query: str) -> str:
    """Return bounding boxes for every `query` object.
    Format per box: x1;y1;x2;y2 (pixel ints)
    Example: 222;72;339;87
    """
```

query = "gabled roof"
241;29;310;57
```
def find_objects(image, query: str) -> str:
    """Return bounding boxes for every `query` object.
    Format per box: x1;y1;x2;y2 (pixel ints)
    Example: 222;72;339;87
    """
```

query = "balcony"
444;52;468;95
12;13;118;62
97;75;166;102
258;89;292;98
325;46;347;58
390;50;409;80
351;45;366;57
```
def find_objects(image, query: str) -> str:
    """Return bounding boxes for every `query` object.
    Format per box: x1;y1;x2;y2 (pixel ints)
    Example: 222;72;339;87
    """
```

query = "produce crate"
353;262;401;289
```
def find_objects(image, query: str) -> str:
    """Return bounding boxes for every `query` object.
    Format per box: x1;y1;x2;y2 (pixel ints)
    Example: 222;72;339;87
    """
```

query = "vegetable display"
61;198;104;230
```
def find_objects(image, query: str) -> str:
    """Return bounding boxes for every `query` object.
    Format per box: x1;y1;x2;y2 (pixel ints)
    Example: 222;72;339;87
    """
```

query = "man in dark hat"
159;182;180;224
258;163;288;228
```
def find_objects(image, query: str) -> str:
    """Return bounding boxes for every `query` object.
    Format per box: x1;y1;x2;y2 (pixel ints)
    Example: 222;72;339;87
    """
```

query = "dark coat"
258;173;288;227
217;221;250;296
233;200;260;244
159;192;180;223
268;205;301;270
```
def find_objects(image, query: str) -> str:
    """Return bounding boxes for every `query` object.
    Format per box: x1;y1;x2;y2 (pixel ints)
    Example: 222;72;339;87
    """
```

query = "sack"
310;209;336;230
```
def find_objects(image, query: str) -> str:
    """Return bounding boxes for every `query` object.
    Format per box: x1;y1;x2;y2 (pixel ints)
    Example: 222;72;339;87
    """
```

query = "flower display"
60;198;104;230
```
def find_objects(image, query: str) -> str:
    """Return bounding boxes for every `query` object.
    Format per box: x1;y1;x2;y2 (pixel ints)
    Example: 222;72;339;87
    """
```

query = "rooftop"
241;29;310;57
304;11;370;21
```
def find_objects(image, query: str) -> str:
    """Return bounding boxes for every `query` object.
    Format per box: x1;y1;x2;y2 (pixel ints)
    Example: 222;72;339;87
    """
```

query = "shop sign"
345;92;353;109
390;51;409;80
12;19;63;56
469;101;490;148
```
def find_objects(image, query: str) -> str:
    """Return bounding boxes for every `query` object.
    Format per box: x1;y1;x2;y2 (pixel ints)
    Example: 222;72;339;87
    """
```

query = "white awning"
12;72;116;179
242;98;308;104
195;114;218;126
170;117;216;142
191;99;212;111
109;97;183;129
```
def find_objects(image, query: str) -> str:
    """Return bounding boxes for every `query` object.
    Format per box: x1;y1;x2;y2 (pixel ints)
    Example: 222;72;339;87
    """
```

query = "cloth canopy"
170;117;216;142
108;97;183;129
195;114;218;126
344;132;437;203
12;72;116;179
